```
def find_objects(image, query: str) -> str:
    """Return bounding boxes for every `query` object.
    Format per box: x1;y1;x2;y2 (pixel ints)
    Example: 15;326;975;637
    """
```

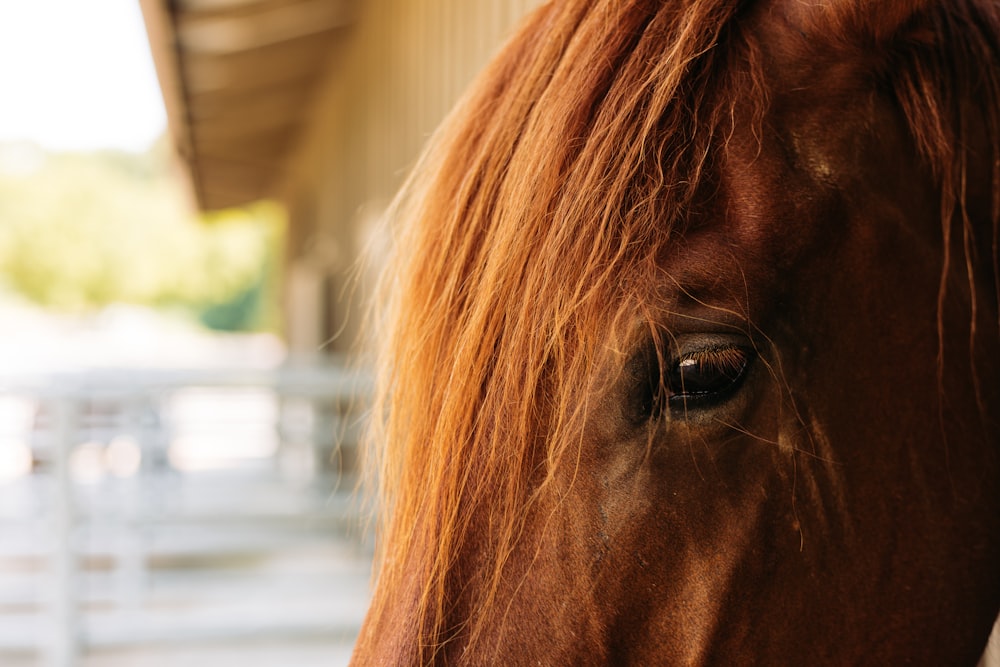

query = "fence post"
47;395;78;667
116;396;148;614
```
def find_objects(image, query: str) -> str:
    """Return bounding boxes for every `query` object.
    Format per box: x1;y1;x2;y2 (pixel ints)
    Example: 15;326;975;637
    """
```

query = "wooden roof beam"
187;77;317;118
177;0;355;55
181;30;342;94
174;0;281;12
193;116;301;146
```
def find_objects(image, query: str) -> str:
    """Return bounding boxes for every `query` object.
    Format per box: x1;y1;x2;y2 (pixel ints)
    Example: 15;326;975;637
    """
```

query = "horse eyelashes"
665;346;753;410
626;341;754;426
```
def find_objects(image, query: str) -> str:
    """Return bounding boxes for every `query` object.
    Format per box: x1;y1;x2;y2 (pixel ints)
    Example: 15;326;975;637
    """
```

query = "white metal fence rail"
0;365;373;667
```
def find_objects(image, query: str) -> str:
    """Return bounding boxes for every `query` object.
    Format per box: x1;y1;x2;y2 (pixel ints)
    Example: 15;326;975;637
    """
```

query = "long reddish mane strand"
359;0;1000;662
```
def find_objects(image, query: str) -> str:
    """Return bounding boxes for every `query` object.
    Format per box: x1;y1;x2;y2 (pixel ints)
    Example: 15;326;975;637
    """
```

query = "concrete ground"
0;537;372;667
4;636;357;667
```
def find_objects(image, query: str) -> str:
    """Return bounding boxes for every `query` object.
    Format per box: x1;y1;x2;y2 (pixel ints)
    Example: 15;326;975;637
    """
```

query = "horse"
351;0;1000;663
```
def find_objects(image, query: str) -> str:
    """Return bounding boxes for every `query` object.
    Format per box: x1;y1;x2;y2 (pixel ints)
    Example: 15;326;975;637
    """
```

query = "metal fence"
0;365;373;667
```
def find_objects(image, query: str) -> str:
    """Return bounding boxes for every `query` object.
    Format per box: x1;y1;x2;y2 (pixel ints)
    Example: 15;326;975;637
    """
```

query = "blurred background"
0;1;539;665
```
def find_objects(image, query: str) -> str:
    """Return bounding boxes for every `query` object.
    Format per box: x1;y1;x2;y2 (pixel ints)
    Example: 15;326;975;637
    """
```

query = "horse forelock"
358;0;1000;662
890;2;1000;418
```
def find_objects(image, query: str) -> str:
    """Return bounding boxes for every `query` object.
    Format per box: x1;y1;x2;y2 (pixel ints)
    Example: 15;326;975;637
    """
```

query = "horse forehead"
665;122;861;300
660;91;906;319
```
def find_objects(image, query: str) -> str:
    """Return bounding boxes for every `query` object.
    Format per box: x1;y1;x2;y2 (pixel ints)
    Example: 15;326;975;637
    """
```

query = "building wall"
277;0;542;358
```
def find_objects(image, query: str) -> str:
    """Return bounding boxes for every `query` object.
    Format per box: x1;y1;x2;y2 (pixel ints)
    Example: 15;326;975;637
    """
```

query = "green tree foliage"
0;142;283;331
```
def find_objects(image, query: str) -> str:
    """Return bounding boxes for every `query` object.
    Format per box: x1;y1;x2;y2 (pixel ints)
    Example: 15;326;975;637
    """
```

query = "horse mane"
360;0;1000;662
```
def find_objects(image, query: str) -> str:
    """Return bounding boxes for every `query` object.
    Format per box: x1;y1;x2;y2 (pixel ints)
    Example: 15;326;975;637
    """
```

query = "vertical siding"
280;0;543;355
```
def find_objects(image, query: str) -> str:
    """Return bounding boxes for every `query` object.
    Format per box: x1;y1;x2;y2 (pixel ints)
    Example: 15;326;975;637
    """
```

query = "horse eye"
625;341;754;425
666;346;752;409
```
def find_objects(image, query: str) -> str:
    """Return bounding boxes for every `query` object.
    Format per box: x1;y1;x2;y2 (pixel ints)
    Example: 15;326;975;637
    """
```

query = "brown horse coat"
353;0;1000;664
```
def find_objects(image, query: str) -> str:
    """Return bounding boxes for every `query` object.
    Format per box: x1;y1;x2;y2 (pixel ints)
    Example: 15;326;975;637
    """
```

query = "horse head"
353;0;1000;663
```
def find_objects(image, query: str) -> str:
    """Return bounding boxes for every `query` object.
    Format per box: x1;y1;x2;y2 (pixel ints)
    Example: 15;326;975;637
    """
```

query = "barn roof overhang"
140;0;357;211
